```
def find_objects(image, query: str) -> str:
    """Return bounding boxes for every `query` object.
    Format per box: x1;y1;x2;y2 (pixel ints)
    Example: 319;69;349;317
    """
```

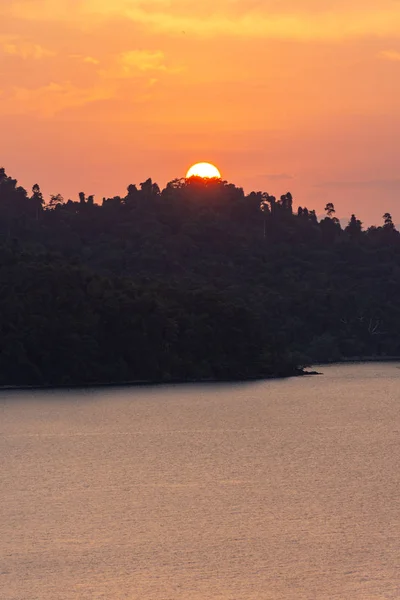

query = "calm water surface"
1;363;399;599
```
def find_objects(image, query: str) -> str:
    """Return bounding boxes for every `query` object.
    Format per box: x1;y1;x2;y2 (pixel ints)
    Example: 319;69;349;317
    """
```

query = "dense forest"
1;166;399;387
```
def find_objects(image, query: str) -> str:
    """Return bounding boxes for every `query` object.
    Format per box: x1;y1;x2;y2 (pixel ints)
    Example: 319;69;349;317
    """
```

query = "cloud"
85;2;400;41
0;38;178;116
315;179;400;190
96;50;181;81
0;35;55;59
83;56;100;65
4;1;400;41
0;0;72;21
264;173;294;181
120;50;169;73
69;54;102;66
379;50;400;62
0;47;171;116
0;81;113;116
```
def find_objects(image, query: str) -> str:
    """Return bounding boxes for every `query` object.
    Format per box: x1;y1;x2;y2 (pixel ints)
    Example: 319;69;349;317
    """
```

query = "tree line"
1;166;399;386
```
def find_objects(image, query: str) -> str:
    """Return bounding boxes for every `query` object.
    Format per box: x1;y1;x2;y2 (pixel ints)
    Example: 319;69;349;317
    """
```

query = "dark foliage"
1;167;399;386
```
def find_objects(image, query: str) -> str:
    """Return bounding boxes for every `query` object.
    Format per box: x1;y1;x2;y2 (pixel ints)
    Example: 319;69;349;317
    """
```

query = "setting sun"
186;163;221;179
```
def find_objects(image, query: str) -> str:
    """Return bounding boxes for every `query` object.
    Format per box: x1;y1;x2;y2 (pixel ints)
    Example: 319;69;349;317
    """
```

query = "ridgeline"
1;167;399;387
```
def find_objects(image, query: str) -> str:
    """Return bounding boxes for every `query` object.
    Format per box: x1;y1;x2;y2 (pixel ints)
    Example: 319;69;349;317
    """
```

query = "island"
1;168;399;387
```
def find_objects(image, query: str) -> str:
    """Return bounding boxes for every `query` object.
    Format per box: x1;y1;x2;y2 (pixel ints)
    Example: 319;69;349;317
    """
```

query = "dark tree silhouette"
0;164;399;387
325;202;336;218
383;212;395;230
345;214;363;237
48;194;65;210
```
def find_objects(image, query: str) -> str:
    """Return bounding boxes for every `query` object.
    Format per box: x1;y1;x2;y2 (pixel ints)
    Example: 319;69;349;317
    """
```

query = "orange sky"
1;0;399;224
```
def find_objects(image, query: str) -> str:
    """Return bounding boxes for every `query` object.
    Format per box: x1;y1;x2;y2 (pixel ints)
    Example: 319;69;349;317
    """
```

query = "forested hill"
1;167;399;387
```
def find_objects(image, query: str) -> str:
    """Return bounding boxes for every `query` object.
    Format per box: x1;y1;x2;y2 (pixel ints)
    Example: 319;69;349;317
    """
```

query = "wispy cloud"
83;56;100;65
88;2;400;41
0;81;113;116
315;179;400;190
4;1;400;41
120;50;171;73
265;173;294;181
379;50;400;62
95;49;181;83
0;35;55;59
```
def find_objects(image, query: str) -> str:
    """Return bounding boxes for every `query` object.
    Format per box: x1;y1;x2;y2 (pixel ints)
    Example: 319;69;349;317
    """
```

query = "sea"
1;363;399;599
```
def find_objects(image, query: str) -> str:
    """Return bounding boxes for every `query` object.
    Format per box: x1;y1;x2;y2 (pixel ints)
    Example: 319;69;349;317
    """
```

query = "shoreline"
1;359;399;393
336;356;400;363
0;368;314;393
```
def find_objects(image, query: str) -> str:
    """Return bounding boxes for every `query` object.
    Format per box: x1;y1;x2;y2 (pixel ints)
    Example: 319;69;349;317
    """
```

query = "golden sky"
1;0;399;223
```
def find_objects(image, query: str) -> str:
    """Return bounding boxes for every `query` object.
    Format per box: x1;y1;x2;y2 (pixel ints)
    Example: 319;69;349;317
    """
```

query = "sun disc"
186;162;221;179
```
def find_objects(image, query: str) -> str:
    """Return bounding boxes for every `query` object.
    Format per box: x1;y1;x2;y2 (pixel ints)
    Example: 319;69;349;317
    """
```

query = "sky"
1;0;399;224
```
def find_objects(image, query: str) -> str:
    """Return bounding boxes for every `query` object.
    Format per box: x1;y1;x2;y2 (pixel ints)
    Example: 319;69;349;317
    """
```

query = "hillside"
1;168;399;386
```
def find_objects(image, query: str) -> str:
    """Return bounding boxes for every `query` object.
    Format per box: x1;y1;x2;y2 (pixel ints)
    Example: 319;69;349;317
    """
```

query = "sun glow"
186;162;221;179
